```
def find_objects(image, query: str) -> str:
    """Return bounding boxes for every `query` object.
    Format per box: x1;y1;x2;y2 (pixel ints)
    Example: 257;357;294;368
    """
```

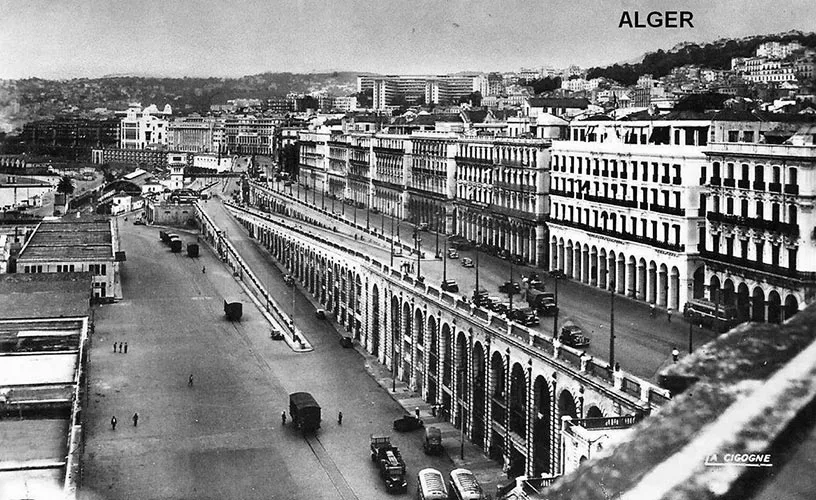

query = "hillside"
586;31;816;85
0;71;361;132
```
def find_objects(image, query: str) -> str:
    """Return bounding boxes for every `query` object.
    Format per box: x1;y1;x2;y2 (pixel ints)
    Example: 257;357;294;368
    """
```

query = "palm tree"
57;176;75;196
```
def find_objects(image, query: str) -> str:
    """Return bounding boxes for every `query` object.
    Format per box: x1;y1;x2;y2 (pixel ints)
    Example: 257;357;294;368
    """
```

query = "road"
81;204;459;499
264;180;720;382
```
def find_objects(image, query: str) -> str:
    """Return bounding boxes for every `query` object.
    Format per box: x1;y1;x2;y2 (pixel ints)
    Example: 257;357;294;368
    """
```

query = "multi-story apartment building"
406;133;459;232
118;104;171;150
347;134;373;210
756;41;803;59
20;117;119;154
371;134;409;219
325;134;349;200
168;116;224;153
297;130;330;194
701;121;816;323
455;137;551;266
548;114;712;311
477;72;505;97
367;75;479;110
223;116;279;155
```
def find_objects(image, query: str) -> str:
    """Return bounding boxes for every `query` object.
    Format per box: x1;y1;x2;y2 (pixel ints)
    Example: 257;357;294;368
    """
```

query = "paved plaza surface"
80;202;504;499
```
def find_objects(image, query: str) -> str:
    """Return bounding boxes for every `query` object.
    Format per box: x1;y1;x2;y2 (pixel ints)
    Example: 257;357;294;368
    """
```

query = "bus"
449;468;484;500
417;468;447;500
683;298;739;331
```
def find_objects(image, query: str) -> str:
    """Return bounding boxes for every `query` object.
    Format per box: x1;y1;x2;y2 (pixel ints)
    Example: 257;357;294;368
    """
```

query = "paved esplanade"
255;182;721;381
81;203;497;499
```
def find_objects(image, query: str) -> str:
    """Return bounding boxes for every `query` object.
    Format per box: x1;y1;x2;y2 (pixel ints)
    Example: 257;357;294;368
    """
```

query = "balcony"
769;182;782;193
549;217;685;252
672;176;682;185
650;204;686;216
495;180;536;193
784;184;799;195
753;180;766;191
710;177;722;186
738;179;750;189
699;249;816;283
723;178;735;187
550;188;575;198
454;155;494;167
584;193;638;209
661;175;671;184
707;212;800;238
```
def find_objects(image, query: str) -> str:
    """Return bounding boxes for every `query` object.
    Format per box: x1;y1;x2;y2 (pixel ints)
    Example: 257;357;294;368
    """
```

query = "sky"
2;0;816;79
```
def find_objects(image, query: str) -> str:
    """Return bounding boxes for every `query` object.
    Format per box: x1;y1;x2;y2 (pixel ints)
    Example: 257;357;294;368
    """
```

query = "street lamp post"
321;188;325;210
475;231;482;293
354;202;358;225
414;225;422;280
553;275;559;337
435;211;441;259
366;200;370;230
443;234;448;282
609;278;616;370
390;206;395;268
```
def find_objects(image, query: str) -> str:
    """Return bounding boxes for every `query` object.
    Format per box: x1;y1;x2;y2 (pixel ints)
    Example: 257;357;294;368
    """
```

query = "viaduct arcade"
197;191;671;479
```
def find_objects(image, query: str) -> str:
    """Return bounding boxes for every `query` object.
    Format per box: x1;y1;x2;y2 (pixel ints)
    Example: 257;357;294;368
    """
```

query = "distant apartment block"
360;74;480;109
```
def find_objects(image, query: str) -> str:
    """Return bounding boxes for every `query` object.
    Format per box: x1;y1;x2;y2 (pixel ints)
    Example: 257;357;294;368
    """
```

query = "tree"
57;175;75;196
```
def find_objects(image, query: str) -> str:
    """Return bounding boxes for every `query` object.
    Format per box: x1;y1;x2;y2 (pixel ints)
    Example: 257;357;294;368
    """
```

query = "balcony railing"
454;155;494;166
661;175;671;184
699;249;816;283
584;193;639;209
784;184;799;195
723;178;735;187
550;217;686;252
672;177;682;185
753;180;766;191
738;179;750;189
707;211;800;237
710;177;722;186
650;204;686;216
769;182;782;193
550;188;575;198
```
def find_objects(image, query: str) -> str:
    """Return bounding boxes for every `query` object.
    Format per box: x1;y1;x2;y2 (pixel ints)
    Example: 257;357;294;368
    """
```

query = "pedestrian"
202;266;206;273
415;407;420;419
111;416;117;430
188;374;194;387
132;412;139;426
338;411;343;425
672;347;680;363
667;309;673;323
649;304;656;318
113;342;117;353
118;343;123;353
281;411;287;425
124;342;128;354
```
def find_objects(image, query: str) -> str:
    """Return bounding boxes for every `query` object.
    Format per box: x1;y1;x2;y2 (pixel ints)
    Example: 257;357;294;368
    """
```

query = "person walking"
649;304;656;318
202;266;206;274
113;342;117;353
111;416;117;430
337;411;343;425
188;374;194;387
672;347;680;363
415;407;420;419
667;309;673;323
281;411;287;425
132;413;139;426
124;342;128;354
118;343;123;353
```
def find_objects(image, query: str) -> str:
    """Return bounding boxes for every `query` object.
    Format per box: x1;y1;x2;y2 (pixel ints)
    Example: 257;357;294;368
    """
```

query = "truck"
289;392;321;432
187;243;199;257
159;230;170;243
169;238;182;253
527;289;558;316
370;435;407;492
224;299;243;321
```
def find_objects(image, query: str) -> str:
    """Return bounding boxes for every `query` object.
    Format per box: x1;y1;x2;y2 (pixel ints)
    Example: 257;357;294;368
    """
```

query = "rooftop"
0;273;92;320
17;218;113;263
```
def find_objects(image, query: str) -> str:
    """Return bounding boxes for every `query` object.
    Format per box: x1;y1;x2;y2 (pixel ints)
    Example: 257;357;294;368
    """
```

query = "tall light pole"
366;198;370;230
354;202;358;225
553;274;560;338
609;276;616;370
414;225;421;280
443;234;448;282
435;210;441;259
475;231;482;293
322;188;325;210
390;204;395;268
509;258;515;313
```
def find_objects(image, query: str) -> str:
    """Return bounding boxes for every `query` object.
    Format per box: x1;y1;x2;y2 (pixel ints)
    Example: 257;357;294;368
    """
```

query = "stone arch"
456;332;471;429
509;363;527;438
767;290;782;324
784;295;799;321
441;323;454;416
371;284;380;356
627;255;637;298
658;263;668;307
752;286;765;322
558;389;577;419
585;405;603;419
692;266;705;299
669;266;680;310
413;308;425;392
426;315;439;404
489;351;506;459
390;295;401;372
736;282;750;322
532;375;552;475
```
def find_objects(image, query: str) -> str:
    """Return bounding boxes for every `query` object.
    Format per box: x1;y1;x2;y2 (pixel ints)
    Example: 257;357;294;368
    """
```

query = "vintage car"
559;325;590;348
393;414;424;432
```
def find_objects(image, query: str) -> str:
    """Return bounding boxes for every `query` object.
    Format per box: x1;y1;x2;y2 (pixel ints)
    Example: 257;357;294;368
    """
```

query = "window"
743;131;754;143
726;197;734;215
700;194;707;214
755;242;764;263
712;235;720;252
728;130;739;142
772;244;780;267
741;164;750;180
788;167;798;185
725;236;734;257
741;239;749;259
789;205;798;225
788;248;797;271
726;163;735;179
772;166;781;183
771;203;780;222
756;201;764;219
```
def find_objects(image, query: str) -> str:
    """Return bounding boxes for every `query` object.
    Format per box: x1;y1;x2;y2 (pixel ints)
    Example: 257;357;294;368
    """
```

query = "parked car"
315;308;326;319
550;269;567;279
393;414;424;432
417;222;429;231
490;301;511;315
270;328;285;340
423;426;443;455
510;254;525;265
447;248;459;259
509;308;539;326
283;275;295;285
340;336;353;348
559;325;590;348
472;289;490;307
441;279;459;293
498;281;521;295
461;257;474;268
